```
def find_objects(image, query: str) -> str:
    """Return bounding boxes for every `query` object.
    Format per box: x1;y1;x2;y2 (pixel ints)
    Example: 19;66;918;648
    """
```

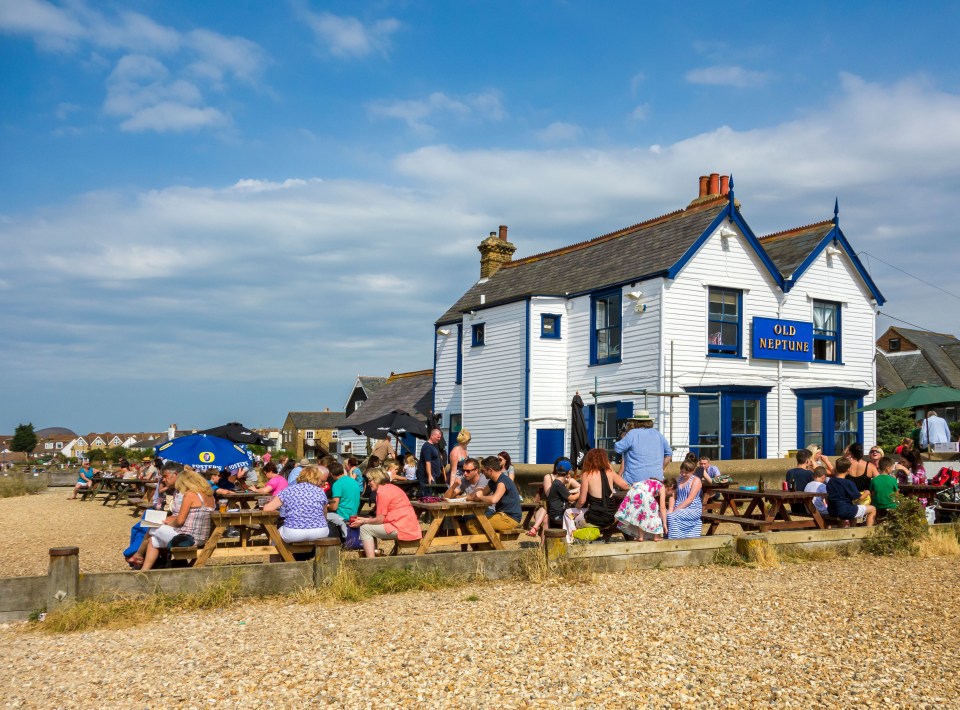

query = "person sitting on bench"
826;457;876;527
140;469;215;571
803;466;829;517
464;456;524;549
263;465;330;543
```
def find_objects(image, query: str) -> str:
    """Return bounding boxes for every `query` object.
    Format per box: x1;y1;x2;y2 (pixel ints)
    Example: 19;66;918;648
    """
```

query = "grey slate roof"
339;371;433;428
436;198;729;324
875;351;907;393
357;376;388;395
886;352;945;387
286;411;347;430
759;222;833;278
890;328;960;387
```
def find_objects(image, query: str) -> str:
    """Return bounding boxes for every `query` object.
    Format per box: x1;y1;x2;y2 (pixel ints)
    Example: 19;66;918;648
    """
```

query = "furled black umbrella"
570;393;590;470
350;410;429;440
196;422;271;447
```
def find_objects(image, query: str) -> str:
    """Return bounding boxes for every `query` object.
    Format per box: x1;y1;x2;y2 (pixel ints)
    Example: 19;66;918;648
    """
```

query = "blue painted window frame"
587;400;632;460
687;386;770;459
471;322;485;347
707;287;743;357
794;387;866;456
455;324;463;384
590;289;622;365
812;300;841;364
540;313;561;339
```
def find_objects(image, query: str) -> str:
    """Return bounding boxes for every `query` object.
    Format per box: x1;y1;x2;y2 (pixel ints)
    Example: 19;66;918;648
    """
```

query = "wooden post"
313;541;341;586
47;547;79;611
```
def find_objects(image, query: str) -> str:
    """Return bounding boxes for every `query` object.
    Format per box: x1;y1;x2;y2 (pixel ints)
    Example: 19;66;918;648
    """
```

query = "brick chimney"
689;173;735;206
478;225;516;278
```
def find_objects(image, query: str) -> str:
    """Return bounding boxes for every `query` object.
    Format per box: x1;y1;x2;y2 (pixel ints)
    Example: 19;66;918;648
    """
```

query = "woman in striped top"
141;469;215;571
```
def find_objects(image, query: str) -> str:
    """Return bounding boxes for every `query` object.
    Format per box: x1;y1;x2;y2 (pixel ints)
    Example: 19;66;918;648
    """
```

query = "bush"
863;494;928;556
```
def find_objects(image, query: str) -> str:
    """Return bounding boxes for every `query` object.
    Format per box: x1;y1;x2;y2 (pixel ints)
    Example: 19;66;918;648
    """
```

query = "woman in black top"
572;448;630;537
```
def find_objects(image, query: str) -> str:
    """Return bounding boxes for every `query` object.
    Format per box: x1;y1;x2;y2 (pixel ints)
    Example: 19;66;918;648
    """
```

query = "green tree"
875;400;915;453
11;423;38;454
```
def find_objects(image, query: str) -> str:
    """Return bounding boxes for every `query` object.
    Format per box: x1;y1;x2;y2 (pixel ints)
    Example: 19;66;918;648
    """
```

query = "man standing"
372;434;393;462
919;410;952;451
416;428;444;496
614;411;672;484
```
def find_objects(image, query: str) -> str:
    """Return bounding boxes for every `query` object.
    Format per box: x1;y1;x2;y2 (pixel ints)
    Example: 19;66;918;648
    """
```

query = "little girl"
527;465;580;536
402;454;417;481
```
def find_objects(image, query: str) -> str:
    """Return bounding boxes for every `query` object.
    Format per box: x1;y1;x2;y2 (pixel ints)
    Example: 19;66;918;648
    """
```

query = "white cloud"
535;121;582;143
368;90;506;133
103;54;227;132
2;73;960;428
0;0;265;133
686;64;771;88
628;104;650;122
630;72;645;94
301;10;400;59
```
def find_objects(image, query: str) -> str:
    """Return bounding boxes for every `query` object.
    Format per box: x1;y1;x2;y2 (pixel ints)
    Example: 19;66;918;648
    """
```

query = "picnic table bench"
703;488;826;535
390;500;505;555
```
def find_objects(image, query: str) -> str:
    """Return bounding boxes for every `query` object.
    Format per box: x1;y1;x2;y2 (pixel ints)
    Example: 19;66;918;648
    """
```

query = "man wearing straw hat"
614;410;672;484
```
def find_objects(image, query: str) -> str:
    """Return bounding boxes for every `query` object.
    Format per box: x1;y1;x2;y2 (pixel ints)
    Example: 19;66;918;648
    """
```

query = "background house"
876;326;960;422
337;370;434;459
281;410;345;461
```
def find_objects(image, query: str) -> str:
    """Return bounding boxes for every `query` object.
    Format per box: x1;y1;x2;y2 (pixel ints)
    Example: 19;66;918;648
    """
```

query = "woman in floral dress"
615;478;668;540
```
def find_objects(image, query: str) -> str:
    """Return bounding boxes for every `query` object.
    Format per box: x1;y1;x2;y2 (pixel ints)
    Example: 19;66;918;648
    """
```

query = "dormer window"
888;337;901;352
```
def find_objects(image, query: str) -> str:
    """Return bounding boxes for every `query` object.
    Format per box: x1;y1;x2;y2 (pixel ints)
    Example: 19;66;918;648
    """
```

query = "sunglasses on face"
463;467;477;473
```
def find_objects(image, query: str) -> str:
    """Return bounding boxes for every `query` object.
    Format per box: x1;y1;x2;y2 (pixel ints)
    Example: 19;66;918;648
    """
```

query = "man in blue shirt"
614;411;672;484
416;428;444;496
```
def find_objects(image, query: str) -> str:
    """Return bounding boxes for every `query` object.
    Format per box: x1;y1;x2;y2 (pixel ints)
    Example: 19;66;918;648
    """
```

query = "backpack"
342;526;363;551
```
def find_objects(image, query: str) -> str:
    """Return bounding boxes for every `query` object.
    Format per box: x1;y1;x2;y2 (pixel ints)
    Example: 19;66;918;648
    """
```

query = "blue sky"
2;0;959;435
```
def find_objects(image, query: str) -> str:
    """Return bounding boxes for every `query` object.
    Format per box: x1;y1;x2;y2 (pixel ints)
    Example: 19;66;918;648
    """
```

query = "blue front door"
536;429;565;465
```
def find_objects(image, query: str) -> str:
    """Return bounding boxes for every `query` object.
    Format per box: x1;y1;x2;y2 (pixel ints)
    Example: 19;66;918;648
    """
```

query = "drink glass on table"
218;498;228;513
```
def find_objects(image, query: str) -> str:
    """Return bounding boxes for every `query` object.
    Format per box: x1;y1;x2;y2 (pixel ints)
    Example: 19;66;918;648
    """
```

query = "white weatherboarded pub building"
433;174;885;464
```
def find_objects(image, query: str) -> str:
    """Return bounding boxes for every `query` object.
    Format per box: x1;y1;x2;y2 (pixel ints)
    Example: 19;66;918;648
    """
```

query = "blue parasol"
155;433;255;471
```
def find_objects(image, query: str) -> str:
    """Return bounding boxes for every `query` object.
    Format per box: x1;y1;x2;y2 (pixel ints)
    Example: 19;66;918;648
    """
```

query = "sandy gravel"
1;554;958;708
0;490;136;577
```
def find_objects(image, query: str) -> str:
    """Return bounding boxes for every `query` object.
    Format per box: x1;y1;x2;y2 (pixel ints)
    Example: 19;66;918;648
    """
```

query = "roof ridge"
760;220;833;242
387;369;433;382
505;196;727;268
891;326;958;339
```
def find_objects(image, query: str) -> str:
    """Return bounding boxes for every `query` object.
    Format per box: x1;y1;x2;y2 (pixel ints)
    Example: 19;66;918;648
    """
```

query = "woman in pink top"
250;461;288;496
349;467;422;558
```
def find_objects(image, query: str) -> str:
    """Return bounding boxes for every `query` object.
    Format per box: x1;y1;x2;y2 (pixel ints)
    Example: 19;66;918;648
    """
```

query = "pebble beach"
2;489;960;707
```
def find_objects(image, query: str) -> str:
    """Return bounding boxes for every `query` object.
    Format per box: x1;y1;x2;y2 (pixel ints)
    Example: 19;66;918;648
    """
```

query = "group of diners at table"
105;430;945;570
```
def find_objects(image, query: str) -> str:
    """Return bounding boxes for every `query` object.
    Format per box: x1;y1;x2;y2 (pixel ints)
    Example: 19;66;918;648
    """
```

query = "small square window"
888;338;900;352
472;323;485;347
541;314;561;339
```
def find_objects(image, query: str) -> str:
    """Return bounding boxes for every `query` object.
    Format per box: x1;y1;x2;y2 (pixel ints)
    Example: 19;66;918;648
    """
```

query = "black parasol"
570;393;590;470
350;410;429;440
196;422;271;446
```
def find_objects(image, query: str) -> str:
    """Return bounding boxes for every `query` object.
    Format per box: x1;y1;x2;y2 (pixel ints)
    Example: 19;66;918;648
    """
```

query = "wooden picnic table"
897;483;945;500
703;488;826;535
403;500;503;554
192;510;293;566
102;478;151;506
215;491;263;509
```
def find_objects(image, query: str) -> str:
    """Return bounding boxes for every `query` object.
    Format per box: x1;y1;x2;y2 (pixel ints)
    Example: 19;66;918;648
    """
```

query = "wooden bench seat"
819;515;866;529
701;513;764;529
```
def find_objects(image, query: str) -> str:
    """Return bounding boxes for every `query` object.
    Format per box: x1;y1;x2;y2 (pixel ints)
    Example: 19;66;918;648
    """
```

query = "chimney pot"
698;175;709;197
709;173;720;195
498;225;508;241
490;231;496;238
478;225;517;278
719;175;729;195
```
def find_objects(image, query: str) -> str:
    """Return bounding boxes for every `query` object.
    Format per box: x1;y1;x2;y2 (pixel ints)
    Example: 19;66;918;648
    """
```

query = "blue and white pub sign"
751;317;814;362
